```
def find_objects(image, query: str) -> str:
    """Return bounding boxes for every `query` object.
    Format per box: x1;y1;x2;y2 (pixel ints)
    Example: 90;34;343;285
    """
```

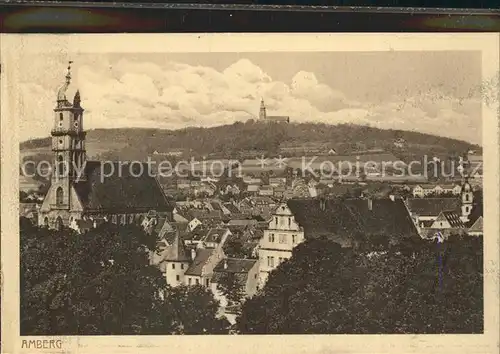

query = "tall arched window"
55;217;63;231
57;155;64;177
56;187;64;205
59;112;63;121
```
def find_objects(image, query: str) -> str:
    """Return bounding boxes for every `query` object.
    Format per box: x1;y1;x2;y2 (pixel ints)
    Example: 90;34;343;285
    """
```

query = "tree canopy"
237;235;483;334
20;218;228;335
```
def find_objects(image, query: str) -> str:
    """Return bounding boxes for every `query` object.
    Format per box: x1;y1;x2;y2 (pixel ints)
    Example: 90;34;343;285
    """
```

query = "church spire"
65;61;72;84
57;61;74;106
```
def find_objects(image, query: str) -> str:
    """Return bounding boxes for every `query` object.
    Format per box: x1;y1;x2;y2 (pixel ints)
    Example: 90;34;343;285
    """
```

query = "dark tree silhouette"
237;235;483;334
20;218;228;335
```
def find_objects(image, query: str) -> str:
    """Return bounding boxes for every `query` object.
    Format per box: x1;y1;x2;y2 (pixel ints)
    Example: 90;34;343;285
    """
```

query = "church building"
38;62;174;230
259;98;290;123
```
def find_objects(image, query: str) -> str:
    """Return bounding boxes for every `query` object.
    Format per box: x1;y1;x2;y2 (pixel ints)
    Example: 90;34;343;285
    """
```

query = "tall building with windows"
38;63;173;230
258;202;305;286
460;178;474;223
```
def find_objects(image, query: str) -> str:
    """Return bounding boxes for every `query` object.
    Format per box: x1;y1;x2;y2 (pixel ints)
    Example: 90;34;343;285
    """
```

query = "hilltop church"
38;63;174;230
259;98;290;123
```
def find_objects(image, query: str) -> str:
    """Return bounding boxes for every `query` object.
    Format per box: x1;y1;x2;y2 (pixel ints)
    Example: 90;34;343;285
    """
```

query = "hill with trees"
20;121;479;163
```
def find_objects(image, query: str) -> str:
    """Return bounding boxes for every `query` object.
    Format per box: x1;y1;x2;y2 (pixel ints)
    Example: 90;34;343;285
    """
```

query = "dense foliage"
237;235;483;334
217;273;246;307
20;122;478;162
20;218;228;335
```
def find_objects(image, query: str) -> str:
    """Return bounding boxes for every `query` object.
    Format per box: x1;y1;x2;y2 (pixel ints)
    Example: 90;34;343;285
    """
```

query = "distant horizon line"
19;120;482;147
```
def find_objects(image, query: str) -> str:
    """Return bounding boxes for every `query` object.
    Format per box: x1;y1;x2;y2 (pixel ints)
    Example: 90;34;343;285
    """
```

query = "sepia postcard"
1;33;499;354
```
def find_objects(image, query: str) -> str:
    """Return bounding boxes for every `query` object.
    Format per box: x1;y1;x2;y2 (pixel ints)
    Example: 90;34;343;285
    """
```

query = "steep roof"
210;202;222;211
406;198;461;217
154;217;167;234
287;197;419;245
344;198;419;237
435;211;465;228
419;220;435;228
73;161;174;213
211;258;258;286
223;203;241;214
184;248;215;276
287;199;363;246
213;258;258;273
468;216;483;233
163;231;191;262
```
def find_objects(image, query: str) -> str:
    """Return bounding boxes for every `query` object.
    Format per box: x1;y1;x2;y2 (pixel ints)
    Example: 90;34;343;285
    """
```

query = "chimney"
389;194;395;202
191;248;196;260
367;198;373;211
223;259;228;270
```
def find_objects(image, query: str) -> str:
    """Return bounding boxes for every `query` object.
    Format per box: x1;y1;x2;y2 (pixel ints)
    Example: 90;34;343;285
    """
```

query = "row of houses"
147;180;483;323
411;184;463;197
24;186;483;325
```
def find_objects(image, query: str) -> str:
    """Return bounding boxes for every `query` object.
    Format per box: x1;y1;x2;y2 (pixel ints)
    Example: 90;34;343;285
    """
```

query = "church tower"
50;61;86;215
460;151;474;223
460;177;474;222
259;98;267;121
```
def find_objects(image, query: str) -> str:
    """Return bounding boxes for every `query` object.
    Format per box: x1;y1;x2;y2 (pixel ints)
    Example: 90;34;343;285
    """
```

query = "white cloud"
18;57;481;144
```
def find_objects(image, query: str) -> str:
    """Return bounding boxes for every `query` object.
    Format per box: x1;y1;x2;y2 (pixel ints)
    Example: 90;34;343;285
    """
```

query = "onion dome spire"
57;61;73;106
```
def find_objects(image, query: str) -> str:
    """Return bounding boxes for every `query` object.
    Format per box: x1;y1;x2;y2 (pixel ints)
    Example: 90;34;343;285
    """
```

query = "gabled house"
258;203;305;286
468;216;483;237
152;231;192;287
429;211;466;229
211;258;259;308
184;247;225;288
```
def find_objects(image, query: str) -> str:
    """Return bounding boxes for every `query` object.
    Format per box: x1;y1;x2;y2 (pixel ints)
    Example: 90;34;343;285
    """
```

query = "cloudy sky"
17;51;482;144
